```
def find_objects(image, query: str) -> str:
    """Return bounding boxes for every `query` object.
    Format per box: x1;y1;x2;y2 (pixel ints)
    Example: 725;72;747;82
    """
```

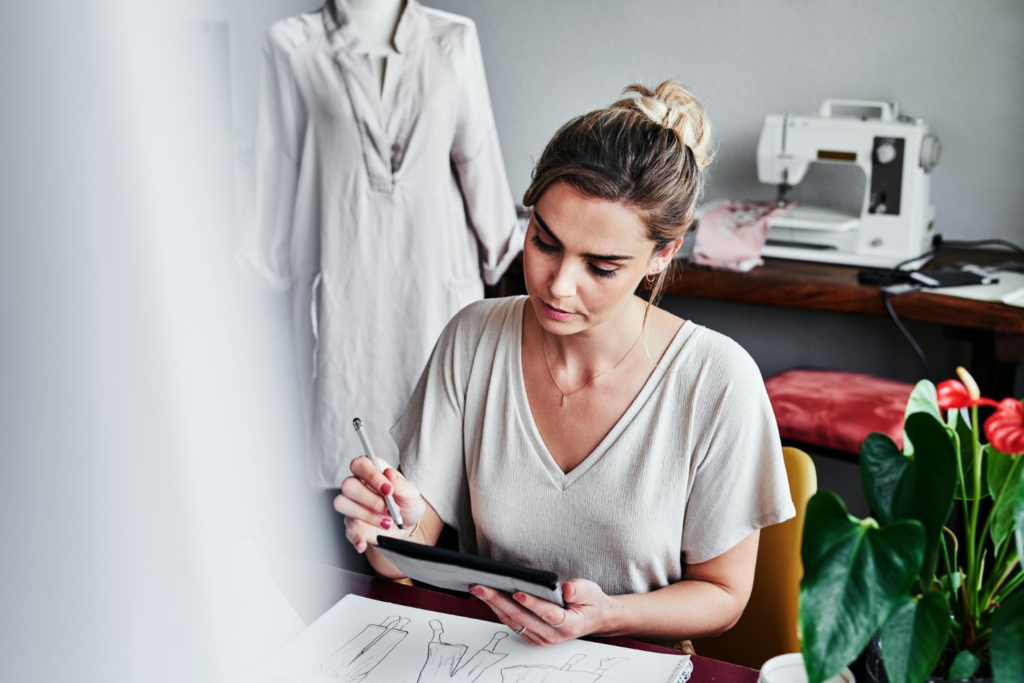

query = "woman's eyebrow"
533;211;634;261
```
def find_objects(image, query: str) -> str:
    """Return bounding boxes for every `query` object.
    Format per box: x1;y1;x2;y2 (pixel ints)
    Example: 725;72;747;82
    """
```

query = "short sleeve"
450;22;522;286
236;29;307;291
389;310;472;531
680;344;796;564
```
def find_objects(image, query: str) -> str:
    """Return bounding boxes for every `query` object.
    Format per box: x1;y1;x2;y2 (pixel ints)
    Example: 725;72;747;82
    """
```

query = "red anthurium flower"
984;398;1024;455
936;380;999;410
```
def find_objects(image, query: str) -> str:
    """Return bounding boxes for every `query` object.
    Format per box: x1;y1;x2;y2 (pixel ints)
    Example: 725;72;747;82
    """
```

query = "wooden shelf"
664;249;1024;336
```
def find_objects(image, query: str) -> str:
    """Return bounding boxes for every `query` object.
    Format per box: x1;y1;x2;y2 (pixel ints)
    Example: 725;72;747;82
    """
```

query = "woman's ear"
649;237;684;275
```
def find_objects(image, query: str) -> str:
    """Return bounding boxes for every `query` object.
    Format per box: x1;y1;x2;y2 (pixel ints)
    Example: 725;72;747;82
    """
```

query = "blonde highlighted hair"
523;80;714;308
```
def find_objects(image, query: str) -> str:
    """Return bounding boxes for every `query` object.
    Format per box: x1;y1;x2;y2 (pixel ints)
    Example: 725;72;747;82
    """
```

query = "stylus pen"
352;418;404;529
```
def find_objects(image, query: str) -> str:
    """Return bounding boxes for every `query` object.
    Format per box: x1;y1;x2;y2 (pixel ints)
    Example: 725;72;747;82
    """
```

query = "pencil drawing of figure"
417;619;509;682
499;654;628;683
299;615;410;682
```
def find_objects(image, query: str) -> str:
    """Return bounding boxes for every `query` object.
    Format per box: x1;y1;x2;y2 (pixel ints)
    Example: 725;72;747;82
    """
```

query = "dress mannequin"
347;0;406;93
244;0;522;490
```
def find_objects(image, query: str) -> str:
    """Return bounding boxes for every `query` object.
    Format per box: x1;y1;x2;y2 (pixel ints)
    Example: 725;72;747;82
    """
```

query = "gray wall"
222;1;1023;521
433;0;1024;245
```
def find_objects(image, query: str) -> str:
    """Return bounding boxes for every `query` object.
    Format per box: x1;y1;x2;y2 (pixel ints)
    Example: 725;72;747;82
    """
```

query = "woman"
334;81;795;649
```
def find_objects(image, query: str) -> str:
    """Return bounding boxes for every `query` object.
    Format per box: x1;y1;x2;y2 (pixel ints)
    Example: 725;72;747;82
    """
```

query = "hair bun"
618;81;714;172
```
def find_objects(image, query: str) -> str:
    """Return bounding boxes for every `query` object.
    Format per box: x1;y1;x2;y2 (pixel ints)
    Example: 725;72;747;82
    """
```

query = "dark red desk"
264;555;759;683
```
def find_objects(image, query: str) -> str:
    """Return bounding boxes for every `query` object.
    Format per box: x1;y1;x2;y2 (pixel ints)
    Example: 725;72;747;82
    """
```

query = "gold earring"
645;272;657;284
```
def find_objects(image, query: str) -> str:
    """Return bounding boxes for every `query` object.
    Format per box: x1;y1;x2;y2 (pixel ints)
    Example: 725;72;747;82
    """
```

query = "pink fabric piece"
693;201;793;272
765;369;914;454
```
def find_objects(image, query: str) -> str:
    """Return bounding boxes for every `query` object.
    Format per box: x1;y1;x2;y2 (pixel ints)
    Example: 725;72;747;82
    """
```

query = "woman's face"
523;181;676;337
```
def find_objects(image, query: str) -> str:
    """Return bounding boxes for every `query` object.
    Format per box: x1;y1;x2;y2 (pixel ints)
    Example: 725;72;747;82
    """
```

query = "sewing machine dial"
875;142;898;164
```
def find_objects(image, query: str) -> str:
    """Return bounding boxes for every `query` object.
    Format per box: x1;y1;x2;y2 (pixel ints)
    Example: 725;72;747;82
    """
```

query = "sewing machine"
757;99;942;268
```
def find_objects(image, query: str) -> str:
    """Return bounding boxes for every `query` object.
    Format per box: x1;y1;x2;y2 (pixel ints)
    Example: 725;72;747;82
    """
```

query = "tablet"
375;536;564;607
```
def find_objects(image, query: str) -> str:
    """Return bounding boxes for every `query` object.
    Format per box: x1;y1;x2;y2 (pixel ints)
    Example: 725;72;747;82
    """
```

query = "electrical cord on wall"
873;234;1024;382
881;288;933;381
939;237;1024;257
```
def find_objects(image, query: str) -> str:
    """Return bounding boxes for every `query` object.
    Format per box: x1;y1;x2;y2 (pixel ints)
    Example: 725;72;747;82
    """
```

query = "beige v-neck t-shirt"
391;296;795;596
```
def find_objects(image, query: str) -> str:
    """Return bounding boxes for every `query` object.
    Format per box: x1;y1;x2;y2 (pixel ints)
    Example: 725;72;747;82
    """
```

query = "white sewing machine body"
757;99;941;268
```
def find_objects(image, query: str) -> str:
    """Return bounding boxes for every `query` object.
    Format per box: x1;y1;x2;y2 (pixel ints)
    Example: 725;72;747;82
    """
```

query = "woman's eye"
588;263;618;279
531;234;558;254
531;233;617;278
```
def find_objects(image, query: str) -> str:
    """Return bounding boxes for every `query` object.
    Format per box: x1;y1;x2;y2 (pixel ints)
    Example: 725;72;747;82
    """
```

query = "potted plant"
798;368;1024;683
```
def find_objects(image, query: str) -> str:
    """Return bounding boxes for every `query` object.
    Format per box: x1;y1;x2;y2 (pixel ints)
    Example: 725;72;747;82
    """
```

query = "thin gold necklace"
539;320;644;409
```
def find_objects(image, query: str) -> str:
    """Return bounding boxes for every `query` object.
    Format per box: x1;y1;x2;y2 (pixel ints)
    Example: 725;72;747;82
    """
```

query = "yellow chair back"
694;447;817;669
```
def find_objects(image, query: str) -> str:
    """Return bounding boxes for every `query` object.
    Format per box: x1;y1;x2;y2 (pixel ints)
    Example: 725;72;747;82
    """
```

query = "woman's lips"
540;299;577;321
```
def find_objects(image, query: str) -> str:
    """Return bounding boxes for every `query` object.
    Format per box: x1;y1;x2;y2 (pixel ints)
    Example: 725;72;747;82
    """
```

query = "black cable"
868;235;1023;383
882;290;933;381
860;236;1024;286
938;237;1024;257
894;247;937;271
857;247;936;286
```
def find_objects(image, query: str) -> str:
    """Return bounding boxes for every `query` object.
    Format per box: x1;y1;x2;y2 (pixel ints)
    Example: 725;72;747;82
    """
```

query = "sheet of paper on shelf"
928;270;1024;308
265;594;692;683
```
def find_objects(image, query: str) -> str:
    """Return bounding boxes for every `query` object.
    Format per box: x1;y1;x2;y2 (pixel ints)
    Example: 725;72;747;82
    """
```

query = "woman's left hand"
468;580;616;647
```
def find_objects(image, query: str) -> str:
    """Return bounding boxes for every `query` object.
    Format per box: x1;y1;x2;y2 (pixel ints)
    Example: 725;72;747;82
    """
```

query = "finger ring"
514;625;527;635
552;608;567;628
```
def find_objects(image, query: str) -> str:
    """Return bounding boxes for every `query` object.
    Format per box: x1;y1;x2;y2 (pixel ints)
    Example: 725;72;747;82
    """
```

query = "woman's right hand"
334;456;427;553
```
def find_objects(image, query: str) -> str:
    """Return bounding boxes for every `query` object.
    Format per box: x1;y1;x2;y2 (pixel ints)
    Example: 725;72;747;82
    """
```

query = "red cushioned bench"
764;369;915;463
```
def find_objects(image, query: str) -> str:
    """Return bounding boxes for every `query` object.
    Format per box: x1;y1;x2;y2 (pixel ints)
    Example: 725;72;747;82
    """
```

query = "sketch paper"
932;270;1024;308
266;594;691;683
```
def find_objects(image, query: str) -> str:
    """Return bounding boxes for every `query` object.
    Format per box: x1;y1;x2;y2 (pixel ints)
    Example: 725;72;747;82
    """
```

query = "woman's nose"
549;262;577;299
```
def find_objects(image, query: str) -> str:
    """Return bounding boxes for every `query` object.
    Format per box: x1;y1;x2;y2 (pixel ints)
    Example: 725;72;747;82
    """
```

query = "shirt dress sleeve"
450;22;522;286
236;29;307;291
680;342;796;565
389;306;476;531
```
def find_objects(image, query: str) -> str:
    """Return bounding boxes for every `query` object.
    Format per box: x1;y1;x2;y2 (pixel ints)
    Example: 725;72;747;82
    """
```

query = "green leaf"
947;650;980;680
880;592;950;683
904;380;942;456
950;409;987;500
988;448;1017;497
988;454;1024;548
992;589;1024;683
861;433;904;521
861;412;958;580
800;491;925;683
905;379;942;422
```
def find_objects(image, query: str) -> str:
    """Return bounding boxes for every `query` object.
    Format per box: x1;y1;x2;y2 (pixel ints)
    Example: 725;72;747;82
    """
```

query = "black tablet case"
376;536;564;607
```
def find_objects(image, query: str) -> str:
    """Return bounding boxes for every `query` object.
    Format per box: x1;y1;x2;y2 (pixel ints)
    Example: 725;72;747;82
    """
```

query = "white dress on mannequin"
239;0;522;488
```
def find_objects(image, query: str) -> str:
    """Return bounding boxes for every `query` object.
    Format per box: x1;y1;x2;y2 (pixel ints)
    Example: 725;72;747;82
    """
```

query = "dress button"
391;143;400;152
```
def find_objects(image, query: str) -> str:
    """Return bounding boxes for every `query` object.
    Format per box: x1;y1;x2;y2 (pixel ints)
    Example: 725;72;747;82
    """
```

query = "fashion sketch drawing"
417;618;509;682
499;653;628;682
300;615;410;682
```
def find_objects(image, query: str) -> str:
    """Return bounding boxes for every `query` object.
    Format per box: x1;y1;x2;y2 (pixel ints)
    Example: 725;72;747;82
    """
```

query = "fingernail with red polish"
381;483;393;496
468;586;480;596
514;593;525;602
381;517;392;530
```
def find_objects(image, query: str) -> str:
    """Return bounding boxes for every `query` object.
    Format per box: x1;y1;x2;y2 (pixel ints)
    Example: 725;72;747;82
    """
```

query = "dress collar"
323;0;427;55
